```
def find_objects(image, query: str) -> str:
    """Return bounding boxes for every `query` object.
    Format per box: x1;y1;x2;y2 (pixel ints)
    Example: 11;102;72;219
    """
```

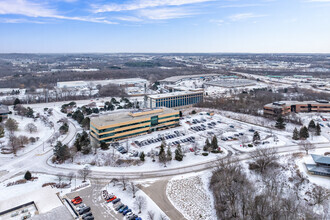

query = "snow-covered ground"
0;173;89;202
166;172;217;220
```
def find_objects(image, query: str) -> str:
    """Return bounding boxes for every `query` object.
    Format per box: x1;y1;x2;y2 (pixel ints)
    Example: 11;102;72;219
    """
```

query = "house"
305;154;330;177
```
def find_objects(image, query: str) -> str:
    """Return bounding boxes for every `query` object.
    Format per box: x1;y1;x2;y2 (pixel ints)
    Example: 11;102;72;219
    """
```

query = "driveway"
140;177;186;220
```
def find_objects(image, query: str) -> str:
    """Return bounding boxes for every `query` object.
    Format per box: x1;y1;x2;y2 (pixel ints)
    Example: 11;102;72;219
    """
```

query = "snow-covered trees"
292;127;299;140
78;166;91;182
175;144;183;161
134;196;146;214
5;118;19;133
299;126;309;139
53;141;71;162
253;131;260;143
299;141;315;155
249;147;278;173
275;116;286;129
25;123;37;133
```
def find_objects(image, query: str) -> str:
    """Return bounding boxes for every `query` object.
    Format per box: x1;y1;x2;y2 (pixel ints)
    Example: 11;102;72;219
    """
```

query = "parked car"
79;206;91;215
119;205;128;213
71;196;81;203
84;216;94;220
123;209;132;215
114;202;123;209
112;198;121;204
229;125;235;128
82;212;93;219
107;196;117;203
115;204;125;211
73;198;82;205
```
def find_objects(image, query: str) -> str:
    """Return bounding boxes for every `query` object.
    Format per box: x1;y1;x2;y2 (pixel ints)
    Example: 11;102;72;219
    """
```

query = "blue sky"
0;0;329;53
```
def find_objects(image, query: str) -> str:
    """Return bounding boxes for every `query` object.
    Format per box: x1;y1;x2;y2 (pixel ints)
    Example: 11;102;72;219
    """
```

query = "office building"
148;91;204;109
90;108;180;143
263;100;330;115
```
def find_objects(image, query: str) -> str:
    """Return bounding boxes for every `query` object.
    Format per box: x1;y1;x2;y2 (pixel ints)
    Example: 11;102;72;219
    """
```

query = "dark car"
82;212;93;219
79;207;91;215
84;216;94;220
115;204;125;211
112;198;121;204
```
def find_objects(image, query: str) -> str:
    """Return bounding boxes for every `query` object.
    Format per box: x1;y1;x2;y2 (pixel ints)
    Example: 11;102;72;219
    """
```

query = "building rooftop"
265;100;330;108
148;91;203;99
311;154;330;165
90;107;178;128
205;79;256;88
305;164;330;175
159;74;220;83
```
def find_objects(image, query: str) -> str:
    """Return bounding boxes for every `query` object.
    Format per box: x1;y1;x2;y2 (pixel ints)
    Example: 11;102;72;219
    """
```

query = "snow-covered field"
0;173;89;202
166;172;217;220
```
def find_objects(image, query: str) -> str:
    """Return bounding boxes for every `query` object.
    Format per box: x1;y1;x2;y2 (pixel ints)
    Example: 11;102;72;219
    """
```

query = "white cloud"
210;19;224;26
138;7;194;20
93;0;213;13
0;0;116;24
229;13;267;21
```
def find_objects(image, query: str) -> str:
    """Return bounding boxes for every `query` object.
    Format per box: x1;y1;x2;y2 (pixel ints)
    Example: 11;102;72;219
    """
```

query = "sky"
0;0;329;53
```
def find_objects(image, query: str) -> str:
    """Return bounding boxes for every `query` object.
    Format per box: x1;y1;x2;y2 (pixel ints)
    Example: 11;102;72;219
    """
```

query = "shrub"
202;153;209;156
24;171;32;180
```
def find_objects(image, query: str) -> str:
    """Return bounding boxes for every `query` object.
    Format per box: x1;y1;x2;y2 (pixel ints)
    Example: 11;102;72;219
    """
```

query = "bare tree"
120;176;128;191
25;123;37;133
129;182;139;198
299;140;315;155
17;135;29;147
57;173;63;184
78;166;91;182
67;172;75;184
147;210;155;220
5;118;19;134
159;214;168;220
9;135;20;155
110;178;119;186
134;196;146;214
249;147;278;173
311;186;330;205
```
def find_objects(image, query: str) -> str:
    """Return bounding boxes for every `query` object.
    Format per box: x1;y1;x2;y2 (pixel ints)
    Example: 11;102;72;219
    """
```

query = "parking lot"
67;183;123;220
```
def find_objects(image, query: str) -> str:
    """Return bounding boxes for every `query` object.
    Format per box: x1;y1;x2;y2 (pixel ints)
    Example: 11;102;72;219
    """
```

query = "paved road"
140;178;186;220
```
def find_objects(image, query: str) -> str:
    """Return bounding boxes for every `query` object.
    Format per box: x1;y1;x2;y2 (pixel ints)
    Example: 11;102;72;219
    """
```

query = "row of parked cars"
71;196;94;220
135;130;186;147
103;190;142;220
168;136;195;146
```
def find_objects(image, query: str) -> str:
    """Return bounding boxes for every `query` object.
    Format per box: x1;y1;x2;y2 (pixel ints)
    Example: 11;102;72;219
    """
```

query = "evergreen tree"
53;141;70;162
299;126;309;139
308;120;316;131
13;98;20;106
140;151;145;161
203;138;211;151
175;144;183;161
158;143;166;164
211;136;218;150
81;117;90;130
100;142;109;150
253;131;261;143
315;123;321;136
292;128;300;140
166;146;172;161
59;123;69;134
275;116;286;129
24;171;32;180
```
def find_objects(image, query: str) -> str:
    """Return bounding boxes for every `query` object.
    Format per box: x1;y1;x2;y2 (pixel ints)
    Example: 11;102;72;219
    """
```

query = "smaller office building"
0;104;10;119
90;108;180;143
148;91;204;109
305;154;330;177
264;100;330;115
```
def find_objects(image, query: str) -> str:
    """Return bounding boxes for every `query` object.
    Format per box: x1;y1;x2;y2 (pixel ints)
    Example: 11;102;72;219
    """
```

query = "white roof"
148;91;203;99
0;186;63;214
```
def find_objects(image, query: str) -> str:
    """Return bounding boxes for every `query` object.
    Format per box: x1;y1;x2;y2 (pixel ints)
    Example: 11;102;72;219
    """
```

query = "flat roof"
90;107;178;127
305;164;330;175
0;105;9;114
159;74;220;83
311;154;330;165
205;79;256;88
265;100;330;108
148;91;203;99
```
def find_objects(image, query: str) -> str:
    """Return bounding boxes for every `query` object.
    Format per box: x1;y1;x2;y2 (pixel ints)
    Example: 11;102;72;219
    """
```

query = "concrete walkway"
140;178;186;220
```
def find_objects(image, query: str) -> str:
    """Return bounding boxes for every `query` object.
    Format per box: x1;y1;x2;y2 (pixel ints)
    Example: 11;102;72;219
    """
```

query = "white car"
126;212;134;219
